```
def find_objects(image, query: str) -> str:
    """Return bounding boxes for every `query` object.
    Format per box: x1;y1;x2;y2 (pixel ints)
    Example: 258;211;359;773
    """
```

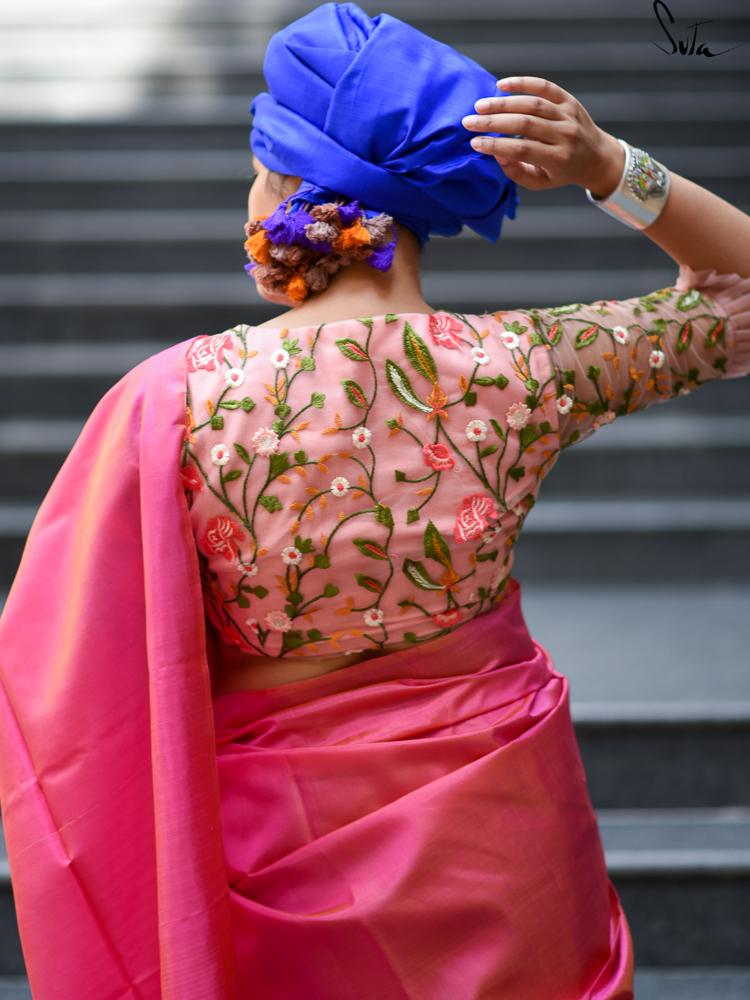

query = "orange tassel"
286;273;308;303
246;229;272;264
334;219;372;254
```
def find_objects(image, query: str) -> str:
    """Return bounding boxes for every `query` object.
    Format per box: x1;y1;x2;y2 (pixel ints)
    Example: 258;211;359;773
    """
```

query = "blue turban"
249;1;519;248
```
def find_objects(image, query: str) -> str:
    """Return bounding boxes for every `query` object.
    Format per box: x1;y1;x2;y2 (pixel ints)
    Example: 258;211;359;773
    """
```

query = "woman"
1;3;748;998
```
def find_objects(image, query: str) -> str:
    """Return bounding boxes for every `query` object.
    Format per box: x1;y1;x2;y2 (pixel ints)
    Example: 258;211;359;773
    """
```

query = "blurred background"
0;1;749;996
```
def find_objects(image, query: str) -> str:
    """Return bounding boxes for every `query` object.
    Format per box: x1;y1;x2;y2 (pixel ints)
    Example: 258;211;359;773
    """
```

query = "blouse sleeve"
518;265;750;450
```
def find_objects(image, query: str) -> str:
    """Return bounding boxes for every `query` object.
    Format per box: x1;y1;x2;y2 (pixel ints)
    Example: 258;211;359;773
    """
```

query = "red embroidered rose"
431;609;463;628
180;464;203;493
422;442;456;471
428;312;465;350
199;515;245;561
454;493;500;543
186;332;234;372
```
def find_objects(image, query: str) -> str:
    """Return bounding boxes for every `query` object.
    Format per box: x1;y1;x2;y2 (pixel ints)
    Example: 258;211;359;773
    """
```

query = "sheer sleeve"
518;266;750;450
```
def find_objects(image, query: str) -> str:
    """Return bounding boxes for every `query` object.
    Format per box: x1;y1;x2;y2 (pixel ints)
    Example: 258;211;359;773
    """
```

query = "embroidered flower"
281;545;303;566
186;332;234;372
649;349;666;368
245;617;259;633
265;610;292;632
454;493;500;543
465;419;488;443
500;331;520;350
330;476;349;497
431;609;462;628
237;560;258;576
199;515;245;561
428;312;465;350
180;464;203;492
211;443;231;466
270;347;290;369
422;442;455;471
556;394;573;414
352;426;372;449
470;346;490;366
251;426;280;457
505;401;532;430
363;608;384;627
224;366;245;388
612;326;630;345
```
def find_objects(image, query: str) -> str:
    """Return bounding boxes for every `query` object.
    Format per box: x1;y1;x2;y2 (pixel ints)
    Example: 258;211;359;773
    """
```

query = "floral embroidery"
182;277;744;657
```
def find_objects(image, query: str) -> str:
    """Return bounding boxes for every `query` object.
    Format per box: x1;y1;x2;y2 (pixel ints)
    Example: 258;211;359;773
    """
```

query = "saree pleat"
211;577;635;999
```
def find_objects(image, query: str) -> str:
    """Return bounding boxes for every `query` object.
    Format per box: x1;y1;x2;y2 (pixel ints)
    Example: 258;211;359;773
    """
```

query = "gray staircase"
1;0;749;996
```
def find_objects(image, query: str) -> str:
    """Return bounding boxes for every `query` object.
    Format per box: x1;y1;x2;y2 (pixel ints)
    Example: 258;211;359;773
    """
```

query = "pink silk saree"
0;338;634;998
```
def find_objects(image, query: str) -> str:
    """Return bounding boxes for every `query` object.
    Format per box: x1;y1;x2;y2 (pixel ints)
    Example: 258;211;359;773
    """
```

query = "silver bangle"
585;138;671;230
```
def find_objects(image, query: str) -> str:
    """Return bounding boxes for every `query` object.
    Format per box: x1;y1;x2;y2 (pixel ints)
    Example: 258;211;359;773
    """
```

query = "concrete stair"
0;0;748;995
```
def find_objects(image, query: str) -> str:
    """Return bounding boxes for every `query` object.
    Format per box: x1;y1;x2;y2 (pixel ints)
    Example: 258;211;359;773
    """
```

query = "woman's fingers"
462;110;562;146
496;75;574;106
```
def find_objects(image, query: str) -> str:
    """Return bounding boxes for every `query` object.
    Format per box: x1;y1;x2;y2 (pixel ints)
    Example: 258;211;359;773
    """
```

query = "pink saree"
0;338;634;998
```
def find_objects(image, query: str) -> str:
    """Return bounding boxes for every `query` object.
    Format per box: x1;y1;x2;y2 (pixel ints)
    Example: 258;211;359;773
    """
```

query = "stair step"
633;968;750;1000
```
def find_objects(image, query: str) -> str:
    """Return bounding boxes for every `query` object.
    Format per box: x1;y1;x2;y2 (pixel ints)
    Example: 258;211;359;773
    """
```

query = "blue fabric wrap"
248;1;519;248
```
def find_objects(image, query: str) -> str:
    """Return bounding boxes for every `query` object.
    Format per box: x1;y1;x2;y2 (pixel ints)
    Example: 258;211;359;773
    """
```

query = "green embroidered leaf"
394;469;406;482
311;392;326;408
385;360;431;413
404;632;419;643
464;391;477;407
476;549;499;562
357;317;374;333
342;379;369;409
353;538;389;560
269;452;290;478
323;584;340;598
508;465;525;482
403;321;438;383
385;313;399;323
294;449;307;464
423;520;452;569
540;421;553;435
274;403;292;419
704;316;726;348
524;377;539;391
575;324;600;349
294;535;315;553
519;424;539;450
307;629;323;642
237;594;250;608
271;419;284;434
335;338;369;362
300;356;316;370
546;304;579;317
356;573;383;594
676;288;702;310
375;504;394;529
210;414;224;430
402;558;444;591
313;553;331;569
585;365;601;380
222;469;242;482
234;443;251;464
546;321;562;346
490;418;505;439
524;394;537;409
287;592;304;606
218;399;241;409
259;494;283;513
479;444;498;458
284;631;305;650
495;373;509;389
240;396;256;412
474;376;496;387
282;337;302;356
675;320;692;353
713;356;728;372
406;508;420;524
252;585;268;599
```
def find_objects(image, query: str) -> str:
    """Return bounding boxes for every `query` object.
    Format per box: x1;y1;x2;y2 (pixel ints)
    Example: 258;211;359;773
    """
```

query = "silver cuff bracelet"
585;138;671;231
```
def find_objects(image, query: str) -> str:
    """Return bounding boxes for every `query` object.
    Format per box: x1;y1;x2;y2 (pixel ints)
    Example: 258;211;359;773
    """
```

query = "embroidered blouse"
180;264;750;658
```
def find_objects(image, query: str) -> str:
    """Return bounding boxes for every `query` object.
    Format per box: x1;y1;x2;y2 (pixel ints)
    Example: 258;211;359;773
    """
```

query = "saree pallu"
212;577;635;999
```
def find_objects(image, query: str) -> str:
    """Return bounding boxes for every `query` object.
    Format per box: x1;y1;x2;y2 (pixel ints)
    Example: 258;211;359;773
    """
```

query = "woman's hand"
461;75;624;195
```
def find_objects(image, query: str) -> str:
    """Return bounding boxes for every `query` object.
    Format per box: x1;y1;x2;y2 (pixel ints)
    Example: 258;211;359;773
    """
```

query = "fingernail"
474;99;492;112
497;77;516;88
470;137;488;149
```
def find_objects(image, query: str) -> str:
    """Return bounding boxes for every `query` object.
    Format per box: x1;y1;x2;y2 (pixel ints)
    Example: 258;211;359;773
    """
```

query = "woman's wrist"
579;130;626;199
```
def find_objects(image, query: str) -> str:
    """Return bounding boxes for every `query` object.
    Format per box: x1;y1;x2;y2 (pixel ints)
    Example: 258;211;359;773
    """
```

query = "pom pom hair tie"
243;189;398;304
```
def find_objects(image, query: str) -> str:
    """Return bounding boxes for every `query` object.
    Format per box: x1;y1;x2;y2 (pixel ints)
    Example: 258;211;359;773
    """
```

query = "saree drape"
0;337;634;998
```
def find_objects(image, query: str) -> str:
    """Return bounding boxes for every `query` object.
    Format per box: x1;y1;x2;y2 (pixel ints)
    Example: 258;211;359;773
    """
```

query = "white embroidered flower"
245;617;259;633
363;608;384;627
265;609;292;632
224;366;245;388
556;394;573;414
500;331;520;350
471;346;491;366
505;401;532;430
678;386;692;396
612;326;630;345
330;476;350;497
649;349;666;368
465;419;488;442
211;443;230;466
270;347;290;369
251;426;280;457
281;545;303;566
351;426;372;449
243;563;259;577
